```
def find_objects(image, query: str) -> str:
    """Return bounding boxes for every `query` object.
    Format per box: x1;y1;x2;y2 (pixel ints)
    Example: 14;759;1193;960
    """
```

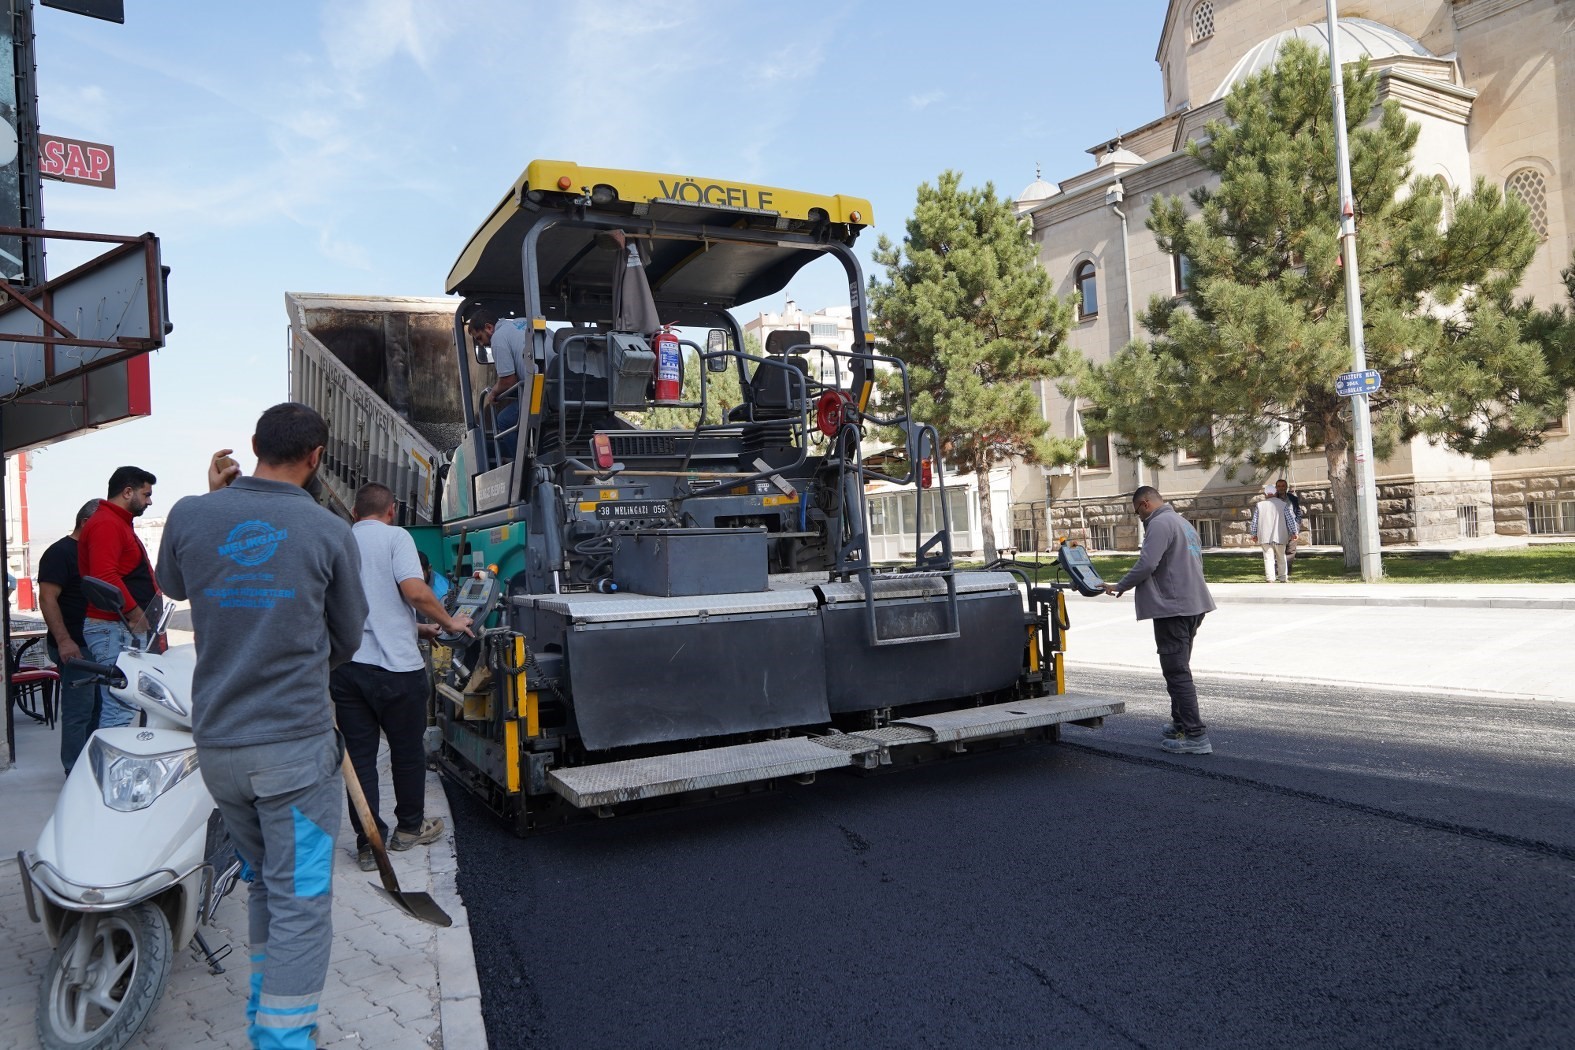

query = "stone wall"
1413;478;1495;542
1491;472;1575;536
1049;497;1140;551
1050;480;1443;550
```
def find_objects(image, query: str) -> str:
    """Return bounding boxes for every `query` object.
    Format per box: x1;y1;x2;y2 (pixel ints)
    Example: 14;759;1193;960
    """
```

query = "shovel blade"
367;882;453;927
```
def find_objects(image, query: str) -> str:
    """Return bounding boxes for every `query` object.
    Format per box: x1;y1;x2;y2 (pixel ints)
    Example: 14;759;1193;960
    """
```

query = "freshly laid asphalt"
4;575;1573;1047
450;647;1575;1048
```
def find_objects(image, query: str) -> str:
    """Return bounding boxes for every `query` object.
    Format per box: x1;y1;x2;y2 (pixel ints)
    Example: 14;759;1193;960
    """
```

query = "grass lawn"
957;543;1575;585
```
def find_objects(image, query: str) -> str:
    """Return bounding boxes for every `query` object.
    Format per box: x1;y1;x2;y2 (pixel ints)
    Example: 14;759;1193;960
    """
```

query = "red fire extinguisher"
653;324;681;404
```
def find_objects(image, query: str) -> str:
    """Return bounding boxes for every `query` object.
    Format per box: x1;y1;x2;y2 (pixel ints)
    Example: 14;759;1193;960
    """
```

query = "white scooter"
17;578;242;1050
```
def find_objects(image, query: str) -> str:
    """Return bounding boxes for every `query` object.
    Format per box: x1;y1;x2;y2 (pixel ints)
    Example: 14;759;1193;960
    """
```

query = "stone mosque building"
1015;0;1575;552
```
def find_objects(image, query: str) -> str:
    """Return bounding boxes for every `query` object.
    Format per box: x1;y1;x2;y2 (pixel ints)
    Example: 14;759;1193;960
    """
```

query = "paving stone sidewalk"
0;714;482;1050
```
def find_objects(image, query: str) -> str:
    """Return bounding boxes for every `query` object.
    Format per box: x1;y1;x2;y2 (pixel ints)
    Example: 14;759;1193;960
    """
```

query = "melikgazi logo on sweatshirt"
208;521;297;609
219;520;288;566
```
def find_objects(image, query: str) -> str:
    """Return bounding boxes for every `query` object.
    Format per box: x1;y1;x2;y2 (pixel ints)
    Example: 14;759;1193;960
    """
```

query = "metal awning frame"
0;227;169;398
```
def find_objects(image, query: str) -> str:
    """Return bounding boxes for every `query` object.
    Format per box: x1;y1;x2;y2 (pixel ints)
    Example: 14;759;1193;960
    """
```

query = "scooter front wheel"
37;902;173;1050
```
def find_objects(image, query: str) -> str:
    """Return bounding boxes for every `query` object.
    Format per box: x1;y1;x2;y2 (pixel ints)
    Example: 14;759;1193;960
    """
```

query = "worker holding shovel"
159;404;369;1050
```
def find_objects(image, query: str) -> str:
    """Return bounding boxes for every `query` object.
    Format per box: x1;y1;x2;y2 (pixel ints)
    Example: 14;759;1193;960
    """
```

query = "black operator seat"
733;329;810;421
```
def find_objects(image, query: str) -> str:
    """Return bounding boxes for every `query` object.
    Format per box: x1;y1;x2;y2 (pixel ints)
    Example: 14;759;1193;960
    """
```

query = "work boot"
1161;722;1185;740
357;846;377;872
390;817;444;851
1160;734;1213;755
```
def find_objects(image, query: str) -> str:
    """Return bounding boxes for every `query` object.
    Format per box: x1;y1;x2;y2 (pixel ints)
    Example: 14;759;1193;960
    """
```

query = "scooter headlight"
137;670;188;717
88;739;200;813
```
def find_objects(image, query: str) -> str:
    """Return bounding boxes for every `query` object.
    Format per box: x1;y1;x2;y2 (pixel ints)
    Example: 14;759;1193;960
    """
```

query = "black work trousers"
330;661;430;849
1153;614;1207;738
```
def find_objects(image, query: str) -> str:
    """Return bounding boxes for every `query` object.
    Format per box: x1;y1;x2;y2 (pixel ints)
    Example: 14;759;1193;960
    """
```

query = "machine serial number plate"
595;500;671;519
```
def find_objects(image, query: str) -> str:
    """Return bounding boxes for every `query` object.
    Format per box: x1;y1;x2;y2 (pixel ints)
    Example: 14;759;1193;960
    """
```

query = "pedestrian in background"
37;499;103;773
1276;478;1304;576
78;466;160;728
1105;486;1217;754
335;482;471;872
158;406;368;1050
1250;481;1298;583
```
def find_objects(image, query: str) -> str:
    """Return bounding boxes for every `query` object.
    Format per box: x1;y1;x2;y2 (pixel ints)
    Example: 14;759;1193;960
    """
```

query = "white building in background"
135;517;166;572
1019;0;1575;551
742;301;856;387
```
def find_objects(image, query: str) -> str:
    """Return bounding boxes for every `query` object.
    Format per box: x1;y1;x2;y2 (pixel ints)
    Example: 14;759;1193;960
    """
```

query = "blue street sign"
1336;369;1382;397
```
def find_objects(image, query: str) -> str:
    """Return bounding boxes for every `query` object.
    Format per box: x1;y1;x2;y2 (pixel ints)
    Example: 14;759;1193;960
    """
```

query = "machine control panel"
441;570;502;644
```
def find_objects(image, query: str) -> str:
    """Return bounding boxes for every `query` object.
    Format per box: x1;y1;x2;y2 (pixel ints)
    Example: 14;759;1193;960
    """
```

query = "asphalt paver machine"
422;161;1122;832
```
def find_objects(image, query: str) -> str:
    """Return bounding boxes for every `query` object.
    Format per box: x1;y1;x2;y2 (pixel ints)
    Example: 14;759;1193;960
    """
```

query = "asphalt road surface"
447;671;1575;1049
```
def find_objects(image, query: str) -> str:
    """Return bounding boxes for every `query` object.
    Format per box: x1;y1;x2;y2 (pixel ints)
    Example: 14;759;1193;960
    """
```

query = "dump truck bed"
286;292;485;523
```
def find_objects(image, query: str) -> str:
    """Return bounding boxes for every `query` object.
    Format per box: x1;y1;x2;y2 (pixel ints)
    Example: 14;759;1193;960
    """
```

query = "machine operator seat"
730;329;811;422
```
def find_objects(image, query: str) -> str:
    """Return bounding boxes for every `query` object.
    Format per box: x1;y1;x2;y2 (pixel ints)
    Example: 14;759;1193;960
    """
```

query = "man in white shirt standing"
334;483;473;871
1250;482;1298;584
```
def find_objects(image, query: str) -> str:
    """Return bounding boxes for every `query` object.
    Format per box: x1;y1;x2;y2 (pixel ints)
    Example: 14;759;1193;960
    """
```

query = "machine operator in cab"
465;309;532;437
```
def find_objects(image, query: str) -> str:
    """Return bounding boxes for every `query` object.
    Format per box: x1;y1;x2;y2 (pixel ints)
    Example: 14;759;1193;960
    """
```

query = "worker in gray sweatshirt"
1104;485;1218;754
158;403;368;1050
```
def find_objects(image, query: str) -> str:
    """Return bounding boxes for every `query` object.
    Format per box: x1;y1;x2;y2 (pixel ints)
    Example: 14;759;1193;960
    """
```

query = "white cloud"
753;44;825;85
38;84;112;137
318;0;461;100
909;90;944;111
316;226;373;271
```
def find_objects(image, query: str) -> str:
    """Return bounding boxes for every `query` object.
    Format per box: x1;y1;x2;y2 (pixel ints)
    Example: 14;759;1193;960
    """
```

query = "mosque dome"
1212;18;1434;102
1098;146;1145;168
1015;174;1060;212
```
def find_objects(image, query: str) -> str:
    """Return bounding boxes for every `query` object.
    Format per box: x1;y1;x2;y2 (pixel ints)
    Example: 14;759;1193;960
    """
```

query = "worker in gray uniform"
1104;485;1218;754
158;403;368;1050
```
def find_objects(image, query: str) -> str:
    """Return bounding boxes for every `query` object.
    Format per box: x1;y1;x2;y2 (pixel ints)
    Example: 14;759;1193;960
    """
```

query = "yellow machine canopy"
446;161;874;315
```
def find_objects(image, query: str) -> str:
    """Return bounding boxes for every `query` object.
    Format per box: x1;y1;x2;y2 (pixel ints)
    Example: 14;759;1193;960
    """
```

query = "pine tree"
869;171;1079;563
1066;41;1555;568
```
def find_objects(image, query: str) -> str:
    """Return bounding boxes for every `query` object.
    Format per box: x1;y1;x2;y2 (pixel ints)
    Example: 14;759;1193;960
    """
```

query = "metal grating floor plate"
535;588;820;623
549;737;851;807
547;693;1125;809
817;570;1017;604
895;694;1124;744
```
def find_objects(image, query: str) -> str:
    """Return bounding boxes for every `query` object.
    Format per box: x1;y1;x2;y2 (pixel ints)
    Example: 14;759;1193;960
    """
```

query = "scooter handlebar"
65;658;123;680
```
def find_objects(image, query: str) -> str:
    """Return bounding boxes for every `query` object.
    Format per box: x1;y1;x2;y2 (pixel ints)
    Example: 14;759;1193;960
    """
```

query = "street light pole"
1108;178;1145;541
1326;0;1384;582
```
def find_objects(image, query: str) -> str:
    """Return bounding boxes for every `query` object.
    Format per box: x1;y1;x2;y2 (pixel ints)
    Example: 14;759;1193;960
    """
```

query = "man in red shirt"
78;465;160;728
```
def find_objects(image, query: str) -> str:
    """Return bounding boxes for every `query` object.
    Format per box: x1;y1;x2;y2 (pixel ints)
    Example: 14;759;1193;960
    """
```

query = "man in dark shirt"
37;499;103;773
78;466;160;728
1276;478;1305;577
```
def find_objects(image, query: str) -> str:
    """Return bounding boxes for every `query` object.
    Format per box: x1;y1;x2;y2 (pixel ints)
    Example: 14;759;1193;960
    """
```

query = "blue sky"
19;0;1168;551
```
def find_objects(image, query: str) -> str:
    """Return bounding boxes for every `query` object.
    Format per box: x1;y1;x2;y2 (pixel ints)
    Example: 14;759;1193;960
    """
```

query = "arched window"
1191;1;1214;43
1075;261;1099;319
1505;167;1549;238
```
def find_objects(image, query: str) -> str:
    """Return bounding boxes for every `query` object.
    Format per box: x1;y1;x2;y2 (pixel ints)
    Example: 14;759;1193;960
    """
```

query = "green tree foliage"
1065;41;1554;567
868;171;1078;562
633;330;748;430
1518;254;1575;397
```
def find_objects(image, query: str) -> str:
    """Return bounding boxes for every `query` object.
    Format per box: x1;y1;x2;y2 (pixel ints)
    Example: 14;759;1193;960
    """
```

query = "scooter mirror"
81;576;127;614
149;595;178;636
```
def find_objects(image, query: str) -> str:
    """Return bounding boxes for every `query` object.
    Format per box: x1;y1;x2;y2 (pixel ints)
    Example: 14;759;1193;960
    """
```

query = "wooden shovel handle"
339;751;401;893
